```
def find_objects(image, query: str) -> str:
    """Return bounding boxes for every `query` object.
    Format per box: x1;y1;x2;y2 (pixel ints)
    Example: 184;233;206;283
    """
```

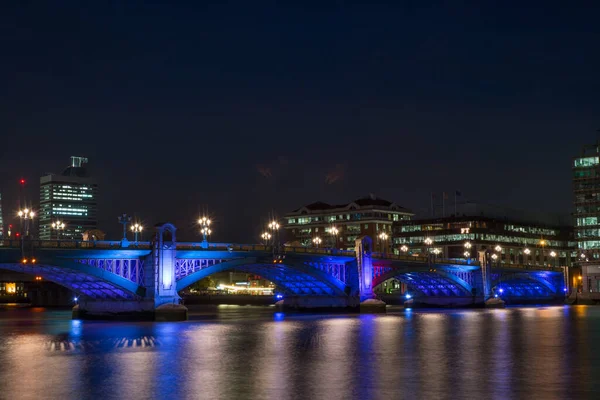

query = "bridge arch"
176;258;348;296
373;269;473;297
0;259;145;300
492;273;559;298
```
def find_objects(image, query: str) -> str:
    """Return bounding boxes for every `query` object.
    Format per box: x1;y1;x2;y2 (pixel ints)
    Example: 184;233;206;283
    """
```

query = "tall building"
573;143;600;259
39;156;98;240
0;191;3;239
283;195;413;250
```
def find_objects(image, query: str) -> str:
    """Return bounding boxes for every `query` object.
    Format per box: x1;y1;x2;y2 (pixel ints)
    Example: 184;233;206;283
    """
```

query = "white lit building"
39;157;98;240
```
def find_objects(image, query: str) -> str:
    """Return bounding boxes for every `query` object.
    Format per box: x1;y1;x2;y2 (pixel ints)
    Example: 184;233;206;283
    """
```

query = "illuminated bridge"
0;223;566;319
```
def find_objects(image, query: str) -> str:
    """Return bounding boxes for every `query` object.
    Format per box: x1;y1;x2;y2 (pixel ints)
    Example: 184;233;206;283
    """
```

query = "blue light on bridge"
405;293;412;299
563;288;567;292
274;312;284;322
494;294;498;298
499;288;504;294
275;294;283;300
73;297;78;302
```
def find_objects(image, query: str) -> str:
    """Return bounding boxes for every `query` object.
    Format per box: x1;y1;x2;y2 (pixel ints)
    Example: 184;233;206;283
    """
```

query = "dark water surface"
0;305;598;399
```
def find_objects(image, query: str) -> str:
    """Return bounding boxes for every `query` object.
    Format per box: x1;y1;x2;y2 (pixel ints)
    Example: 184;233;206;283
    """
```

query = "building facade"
39;156;98;240
0;191;3;239
573;143;600;259
284;195;413;250
392;215;575;268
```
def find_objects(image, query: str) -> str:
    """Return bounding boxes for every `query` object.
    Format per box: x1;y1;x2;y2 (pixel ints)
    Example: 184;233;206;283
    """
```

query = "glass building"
574;143;600;259
39;156;98;240
0;191;3;239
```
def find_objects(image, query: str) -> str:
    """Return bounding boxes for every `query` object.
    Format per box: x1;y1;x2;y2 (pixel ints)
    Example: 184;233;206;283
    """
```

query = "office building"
284;195;413;250
0;191;3;238
39;156;98;240
392;203;576;268
573;143;600;258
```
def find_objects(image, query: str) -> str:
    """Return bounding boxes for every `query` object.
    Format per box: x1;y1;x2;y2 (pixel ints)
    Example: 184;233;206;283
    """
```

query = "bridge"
0;223;566;320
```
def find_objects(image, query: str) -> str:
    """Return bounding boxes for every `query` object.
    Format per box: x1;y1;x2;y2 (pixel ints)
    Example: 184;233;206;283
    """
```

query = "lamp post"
17;208;35;256
329;226;339;249
198;217;212;248
524;247;531;265
494;245;502;265
261;232;272;246
268;220;280;251
550;250;557;268
432;247;441;262
51;220;65;240
463;241;472;261
400;245;408;253
17;208;35;237
131;223;143;244
312;236;322;248
424;237;433;265
378;232;389;254
539;239;547;266
117;214;131;241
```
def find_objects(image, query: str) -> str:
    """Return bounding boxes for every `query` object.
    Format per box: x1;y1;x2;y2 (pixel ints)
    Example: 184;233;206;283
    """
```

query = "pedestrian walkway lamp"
51;220;65;240
17;208;35;237
117;214;131;241
550;251;557;267
312;236;322;248
261;232;272;246
268;220;280;251
378;232;389;254
524;247;531;264
199;217;211;248
329;226;339;248
17;208;35;256
131;223;143;243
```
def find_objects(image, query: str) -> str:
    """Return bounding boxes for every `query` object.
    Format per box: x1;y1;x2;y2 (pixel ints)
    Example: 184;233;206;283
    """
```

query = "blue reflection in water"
0;306;597;399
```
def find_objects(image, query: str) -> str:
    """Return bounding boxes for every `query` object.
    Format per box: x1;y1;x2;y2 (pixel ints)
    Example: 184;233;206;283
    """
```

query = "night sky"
1;2;598;242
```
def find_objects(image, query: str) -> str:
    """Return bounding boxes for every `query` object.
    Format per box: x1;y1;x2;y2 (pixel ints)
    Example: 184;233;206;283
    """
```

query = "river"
0;305;598;399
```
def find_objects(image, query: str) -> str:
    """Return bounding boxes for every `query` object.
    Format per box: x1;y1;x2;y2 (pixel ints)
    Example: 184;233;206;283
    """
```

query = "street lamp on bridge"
268;220;280;250
17;208;35;237
51;220;65;240
329;226;339;248
524;247;531;264
378;232;389;254
131;223;143;243
312;236;322;248
550;250;557;268
198;217;212;248
261;232;271;246
117;214;131;241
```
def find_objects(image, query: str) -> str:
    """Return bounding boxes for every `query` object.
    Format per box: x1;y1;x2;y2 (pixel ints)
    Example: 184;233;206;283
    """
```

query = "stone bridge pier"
73;223;187;321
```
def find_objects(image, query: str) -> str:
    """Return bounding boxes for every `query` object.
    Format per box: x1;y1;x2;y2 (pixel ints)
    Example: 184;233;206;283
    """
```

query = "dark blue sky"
0;1;598;241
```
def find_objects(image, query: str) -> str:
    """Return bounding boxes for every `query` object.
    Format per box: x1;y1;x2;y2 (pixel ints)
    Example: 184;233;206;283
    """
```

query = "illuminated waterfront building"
573;143;600;258
0;191;3;238
284;195;413;250
39;156;98;240
393;202;576;268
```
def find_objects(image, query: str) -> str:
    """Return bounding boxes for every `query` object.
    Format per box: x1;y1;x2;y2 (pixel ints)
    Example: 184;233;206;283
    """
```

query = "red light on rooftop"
19;179;25;185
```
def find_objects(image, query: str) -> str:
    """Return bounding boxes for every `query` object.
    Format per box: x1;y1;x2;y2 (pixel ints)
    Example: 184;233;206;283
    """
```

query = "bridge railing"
282;247;356;257
0;239;151;250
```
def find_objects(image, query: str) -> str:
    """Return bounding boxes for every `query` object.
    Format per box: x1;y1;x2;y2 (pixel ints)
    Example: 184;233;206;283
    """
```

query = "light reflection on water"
0;306;598;399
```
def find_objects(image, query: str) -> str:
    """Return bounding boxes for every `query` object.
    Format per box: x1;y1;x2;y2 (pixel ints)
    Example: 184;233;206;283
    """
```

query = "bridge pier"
71;223;187;321
356;236;386;313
